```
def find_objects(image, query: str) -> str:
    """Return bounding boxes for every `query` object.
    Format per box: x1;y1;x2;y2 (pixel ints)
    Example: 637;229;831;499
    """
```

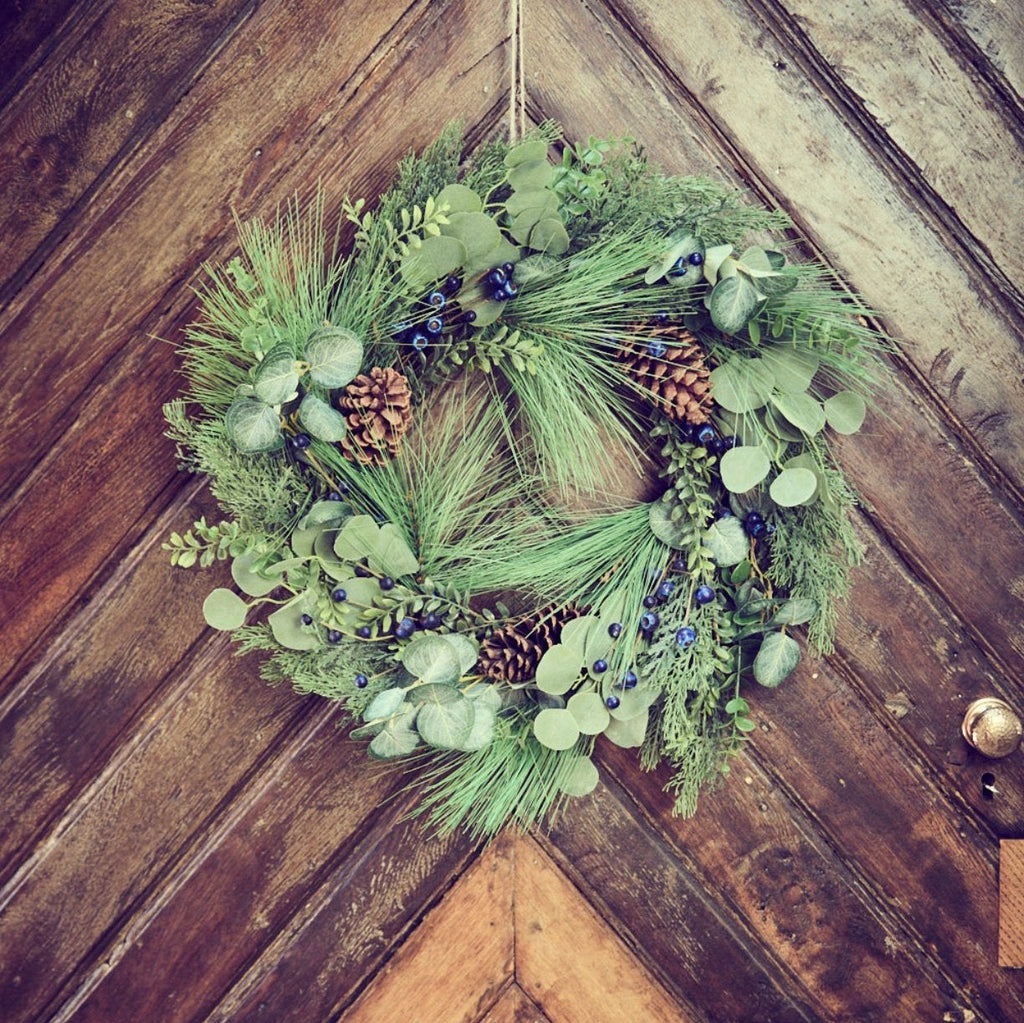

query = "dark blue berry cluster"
483;262;517;302
678;420;736;457
743;510;776;539
393;275;468;352
666;250;704;279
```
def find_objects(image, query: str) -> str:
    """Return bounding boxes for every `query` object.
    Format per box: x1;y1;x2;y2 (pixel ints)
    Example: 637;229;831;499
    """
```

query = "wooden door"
1;1;1022;1020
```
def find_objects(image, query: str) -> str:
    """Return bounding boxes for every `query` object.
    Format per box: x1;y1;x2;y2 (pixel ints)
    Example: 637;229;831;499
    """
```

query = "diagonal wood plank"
478;981;551;1023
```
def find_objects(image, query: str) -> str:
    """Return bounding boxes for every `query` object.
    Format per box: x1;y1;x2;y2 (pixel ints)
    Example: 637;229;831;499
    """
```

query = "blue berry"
421;611;443;630
716;507;733;519
657;581;675;600
643;594;658;609
502;280;517;299
409;330;429;351
460;309;477;324
291;433;311;449
668;256;689;277
425;315;444;335
427;290;446;309
608;622;623;638
331;587;347;602
750;522;767;539
696;424;716;446
694;585;715;605
486;267;507;287
688;251;704;266
300;614;313;626
444;275;462;294
501;262;515;276
646;339;667;359
356;625;372;639
722;435;737;450
593;659;608;673
379;576;395;591
640;611;659;631
394;617;415;639
354;674;369;688
327;629;342;643
676;626;697;648
708;437;726;456
620;670;638;690
354;565;371;577
745;511;764;527
671;557;687;572
492;288;509;302
606;695;621;709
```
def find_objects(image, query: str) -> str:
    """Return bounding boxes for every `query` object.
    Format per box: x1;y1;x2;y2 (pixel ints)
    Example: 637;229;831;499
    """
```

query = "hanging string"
508;0;526;142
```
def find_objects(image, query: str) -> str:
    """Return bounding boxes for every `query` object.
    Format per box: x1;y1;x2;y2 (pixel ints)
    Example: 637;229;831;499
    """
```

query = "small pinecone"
478;606;580;685
337;366;413;464
618;325;713;424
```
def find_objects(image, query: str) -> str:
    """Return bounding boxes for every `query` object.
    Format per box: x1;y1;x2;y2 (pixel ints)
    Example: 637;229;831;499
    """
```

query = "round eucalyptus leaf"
709;275;760;334
401;234;466;288
754;272;798;297
649;499;691;548
304;327;363;388
505;139;548;167
559;615;598;656
402;634;461;685
268;597;320;650
559;756;600;796
536;643;584;695
753;631;801;688
364;687;408;721
771;391;826;436
760;346;819;394
709;357;774;413
417;695;474;749
567;691;611;735
702;243;734;283
231;552;280;597
373;523;419;578
436;183;483;213
761;404;805;443
528;217;570;256
533;707;580;751
720;445;771;493
299;499;351;530
506;188;558;217
465;683;504;713
254;342;300;404
824;391;867;434
603;710;648;748
507;159;554;191
769;467;818;507
442;633;480;675
298;393;347;442
737;245;773;273
510;206;550;245
770;597;818;626
202;588;248;630
441;212;503;270
460;704;497;751
225;398;282;453
703;515;749;566
334;514;381;562
409;682;461;706
369;711;420;759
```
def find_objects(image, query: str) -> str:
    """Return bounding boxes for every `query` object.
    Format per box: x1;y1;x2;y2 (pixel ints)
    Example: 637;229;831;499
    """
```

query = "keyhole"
981;772;998;800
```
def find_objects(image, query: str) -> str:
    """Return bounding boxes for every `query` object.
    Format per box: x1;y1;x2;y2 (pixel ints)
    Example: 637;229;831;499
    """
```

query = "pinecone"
336;366;413;464
618;325;713;424
478;606;580;685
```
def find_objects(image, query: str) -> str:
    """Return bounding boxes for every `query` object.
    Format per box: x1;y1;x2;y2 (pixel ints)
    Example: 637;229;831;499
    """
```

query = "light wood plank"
478;981;550;1023
515;835;691;1023
1000;840;1024;968
342;835;514;1022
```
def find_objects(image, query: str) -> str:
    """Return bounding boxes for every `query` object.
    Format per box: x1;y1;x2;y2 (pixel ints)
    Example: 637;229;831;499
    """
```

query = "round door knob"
962;697;1022;759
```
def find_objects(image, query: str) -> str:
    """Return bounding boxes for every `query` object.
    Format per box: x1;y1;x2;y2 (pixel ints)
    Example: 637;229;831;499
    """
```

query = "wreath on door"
165;123;884;836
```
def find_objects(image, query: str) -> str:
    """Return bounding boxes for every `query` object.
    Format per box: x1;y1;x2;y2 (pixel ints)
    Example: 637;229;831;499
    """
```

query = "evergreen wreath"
165;123;886;837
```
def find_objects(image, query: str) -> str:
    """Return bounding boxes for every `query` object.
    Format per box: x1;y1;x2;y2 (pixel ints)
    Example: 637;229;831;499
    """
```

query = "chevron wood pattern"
1;1;1023;1021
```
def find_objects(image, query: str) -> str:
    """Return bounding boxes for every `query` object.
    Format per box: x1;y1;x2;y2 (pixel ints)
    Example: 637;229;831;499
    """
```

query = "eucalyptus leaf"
304;327;363;388
760;346;819;394
401;634;461;685
719;445;771;493
536;643;584;695
506;188;558;217
559;756;600;796
649;499;691;549
710;275;760;334
441;212;504;270
417;694;474;749
703;515;749;566
373;523;419;578
709;356;774;413
231;553;280;597
225;398;282;453
737;246;773;273
703;243;734;283
754;272;798;297
603;710;648;748
460;703;497;752
368;706;420;759
533;707;580;751
254;342;300;404
771;392;826;436
528;217;570;256
824;391;867;434
443;633;480;675
436;183;483;213
770;598;818;626
559;616;597;656
754;631;801;687
334;514;381;562
567;691;610;735
298;393;347;442
401;234;466;288
769;467;818;507
364;687;408;721
505;139;548;166
202;588;248;630
299;500;351;530
507;159;554;191
268;596;320;650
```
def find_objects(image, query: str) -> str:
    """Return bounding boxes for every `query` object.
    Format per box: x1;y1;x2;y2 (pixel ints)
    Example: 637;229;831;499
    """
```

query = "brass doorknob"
962;697;1023;759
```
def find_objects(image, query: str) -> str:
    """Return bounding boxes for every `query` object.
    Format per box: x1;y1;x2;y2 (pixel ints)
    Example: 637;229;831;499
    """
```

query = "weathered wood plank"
338;834;512;1022
0;0;257;307
208;803;479;1022
60;708;404;1023
543;783;817;1023
0;644;309;1023
0;0;506;687
753;0;1024;291
479;982;551;1023
0;483;217;884
516;834;691;1023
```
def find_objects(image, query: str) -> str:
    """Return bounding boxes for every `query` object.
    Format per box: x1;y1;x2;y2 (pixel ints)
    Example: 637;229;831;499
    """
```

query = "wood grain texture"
1000;840;1024;968
515;835;690;1023
1;0;1022;1020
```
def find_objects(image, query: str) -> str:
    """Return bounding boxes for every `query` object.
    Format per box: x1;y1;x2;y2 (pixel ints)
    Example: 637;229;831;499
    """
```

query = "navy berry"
694;585;715;605
421;611;443;630
657;581;675;600
331;588;347;602
676;626;697;648
608;622;623;638
379;576;395;591
592;659;608;673
643;594;658;609
688;251;704;266
356;625;372;639
640;611;659;631
605;695;621;709
394;617;416;639
354;674;368;688
327;629;342;643
620;670;638;690
300;613;313;626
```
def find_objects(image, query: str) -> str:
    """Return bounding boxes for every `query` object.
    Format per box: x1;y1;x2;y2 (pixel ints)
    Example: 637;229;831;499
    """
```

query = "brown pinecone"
478;605;580;685
337;366;413;464
618;325;713;424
